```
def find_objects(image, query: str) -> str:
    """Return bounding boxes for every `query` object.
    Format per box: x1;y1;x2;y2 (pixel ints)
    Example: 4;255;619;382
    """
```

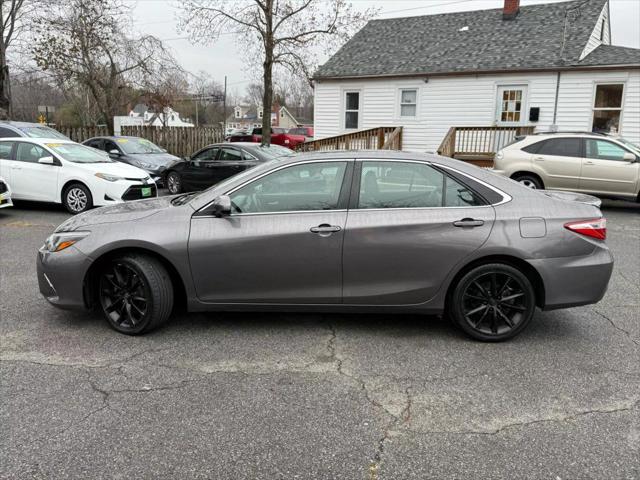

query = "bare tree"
1;0;44;118
180;0;374;145
32;0;180;134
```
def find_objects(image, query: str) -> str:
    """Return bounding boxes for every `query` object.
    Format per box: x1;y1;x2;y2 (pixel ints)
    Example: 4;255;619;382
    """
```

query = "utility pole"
223;75;227;135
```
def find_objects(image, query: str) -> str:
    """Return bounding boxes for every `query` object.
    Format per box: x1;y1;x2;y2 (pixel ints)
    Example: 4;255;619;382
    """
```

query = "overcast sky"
133;0;640;95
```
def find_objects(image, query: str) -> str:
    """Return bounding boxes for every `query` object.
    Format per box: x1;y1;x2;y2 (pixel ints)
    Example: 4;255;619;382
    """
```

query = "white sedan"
0;138;156;214
0;176;12;209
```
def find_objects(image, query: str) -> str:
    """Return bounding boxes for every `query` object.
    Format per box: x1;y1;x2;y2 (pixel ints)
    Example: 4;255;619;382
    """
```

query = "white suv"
0;138;156;214
493;132;640;202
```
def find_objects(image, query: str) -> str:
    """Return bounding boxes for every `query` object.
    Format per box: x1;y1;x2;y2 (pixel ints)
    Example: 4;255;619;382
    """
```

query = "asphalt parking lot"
1;198;638;479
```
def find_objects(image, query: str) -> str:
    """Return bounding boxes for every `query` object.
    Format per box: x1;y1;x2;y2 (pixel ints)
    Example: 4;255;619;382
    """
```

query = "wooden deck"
296;127;403;152
437;126;535;167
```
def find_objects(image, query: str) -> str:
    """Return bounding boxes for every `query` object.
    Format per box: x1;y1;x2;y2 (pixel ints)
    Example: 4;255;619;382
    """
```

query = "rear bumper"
529;246;614;310
37;246;93;310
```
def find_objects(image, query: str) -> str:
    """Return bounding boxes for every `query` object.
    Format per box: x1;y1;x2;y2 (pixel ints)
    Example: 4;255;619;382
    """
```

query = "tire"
448;263;536;342
513;174;543;190
98;254;174;335
166;171;182;194
63;183;93;214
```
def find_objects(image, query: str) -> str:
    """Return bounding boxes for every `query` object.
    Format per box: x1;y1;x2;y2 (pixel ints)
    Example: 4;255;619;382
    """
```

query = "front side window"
0;127;16;138
586;139;630;161
230;162;347;214
536;138;582;157
358;161;484;209
400;89;417;117
16;143;47;163
592;84;624;134
345;91;360;129
193;147;219;162
104;140;120;153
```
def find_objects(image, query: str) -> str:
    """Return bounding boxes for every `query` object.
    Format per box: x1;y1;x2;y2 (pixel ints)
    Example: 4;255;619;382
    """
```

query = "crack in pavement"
593;309;639;346
403;400;640;436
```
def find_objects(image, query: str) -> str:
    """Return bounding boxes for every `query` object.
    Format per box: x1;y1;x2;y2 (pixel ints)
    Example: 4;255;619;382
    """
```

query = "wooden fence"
437;126;536;167
55;125;224;158
297;127;403;152
121;126;224;158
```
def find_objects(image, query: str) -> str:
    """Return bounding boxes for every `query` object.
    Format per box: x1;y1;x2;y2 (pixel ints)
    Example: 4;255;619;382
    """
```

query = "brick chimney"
503;0;520;20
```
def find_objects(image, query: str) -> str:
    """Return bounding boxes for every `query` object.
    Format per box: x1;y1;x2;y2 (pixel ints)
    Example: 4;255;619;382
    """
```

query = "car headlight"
95;173;123;182
135;161;155;169
43;231;90;252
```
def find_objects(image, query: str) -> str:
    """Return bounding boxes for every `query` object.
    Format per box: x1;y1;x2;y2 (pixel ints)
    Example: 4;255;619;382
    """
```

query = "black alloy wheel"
98;254;173;335
166;172;182;194
450;263;536;341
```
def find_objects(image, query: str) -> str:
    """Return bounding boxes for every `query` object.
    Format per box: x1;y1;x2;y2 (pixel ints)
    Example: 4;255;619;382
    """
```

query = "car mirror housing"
38;156;55;165
212;195;232;217
622;152;637;162
109;149;121;156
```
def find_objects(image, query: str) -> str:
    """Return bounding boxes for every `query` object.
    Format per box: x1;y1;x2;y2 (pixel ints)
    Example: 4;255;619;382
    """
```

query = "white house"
114;103;194;135
313;0;640;152
226;103;300;132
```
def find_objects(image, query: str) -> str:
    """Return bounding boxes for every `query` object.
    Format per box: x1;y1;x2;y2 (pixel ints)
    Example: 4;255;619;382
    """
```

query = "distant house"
313;0;640;152
226;103;299;132
114;103;194;135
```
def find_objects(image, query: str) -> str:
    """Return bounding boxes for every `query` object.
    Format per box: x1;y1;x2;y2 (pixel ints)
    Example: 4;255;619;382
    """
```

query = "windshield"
20;126;69;140
46;143;113;163
249;144;297;159
614;136;640;155
117;137;165;154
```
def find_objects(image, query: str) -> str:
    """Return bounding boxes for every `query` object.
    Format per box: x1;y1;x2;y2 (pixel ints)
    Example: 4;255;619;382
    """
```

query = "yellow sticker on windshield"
116;139;129;143
45;143;64;148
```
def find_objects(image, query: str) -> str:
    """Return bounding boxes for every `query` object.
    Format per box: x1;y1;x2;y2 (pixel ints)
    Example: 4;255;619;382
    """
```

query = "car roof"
0;137;77;145
84;136;141;141
0;121;54;128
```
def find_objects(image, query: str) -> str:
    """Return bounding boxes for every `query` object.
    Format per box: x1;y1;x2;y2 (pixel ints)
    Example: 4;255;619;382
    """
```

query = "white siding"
556;70;640;144
314;68;640;152
580;3;611;60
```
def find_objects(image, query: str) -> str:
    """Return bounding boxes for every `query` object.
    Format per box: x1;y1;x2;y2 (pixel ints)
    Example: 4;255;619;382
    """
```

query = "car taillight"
564;218;606;240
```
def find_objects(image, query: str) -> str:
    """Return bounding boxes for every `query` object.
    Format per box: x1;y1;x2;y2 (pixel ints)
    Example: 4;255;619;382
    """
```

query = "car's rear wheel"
63;183;93;214
449;263;536;342
513;174;543;190
166;172;182;194
98;254;173;335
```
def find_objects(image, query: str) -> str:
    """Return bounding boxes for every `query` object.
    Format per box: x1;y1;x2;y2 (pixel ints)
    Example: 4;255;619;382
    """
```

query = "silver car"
37;151;613;341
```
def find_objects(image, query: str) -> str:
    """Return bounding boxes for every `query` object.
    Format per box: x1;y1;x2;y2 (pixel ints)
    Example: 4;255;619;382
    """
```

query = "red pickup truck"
228;127;306;150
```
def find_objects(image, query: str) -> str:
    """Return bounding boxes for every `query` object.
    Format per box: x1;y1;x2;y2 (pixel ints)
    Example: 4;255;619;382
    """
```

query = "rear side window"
0;127;17;138
0;142;15;159
524;138;582;157
358;161;486;209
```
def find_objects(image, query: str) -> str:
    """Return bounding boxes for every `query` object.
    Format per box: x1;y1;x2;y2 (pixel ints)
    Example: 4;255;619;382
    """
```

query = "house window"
344;91;360;129
499;89;523;122
258;109;263;119
599;18;605;41
235;109;241;119
592;84;623;134
400;89;417;117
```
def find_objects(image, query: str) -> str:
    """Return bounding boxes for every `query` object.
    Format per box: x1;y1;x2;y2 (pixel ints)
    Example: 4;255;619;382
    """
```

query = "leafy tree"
180;0;374;145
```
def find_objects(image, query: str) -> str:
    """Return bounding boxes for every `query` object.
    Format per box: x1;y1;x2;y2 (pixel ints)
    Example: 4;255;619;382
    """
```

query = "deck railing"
297;127;403;152
437;126;535;166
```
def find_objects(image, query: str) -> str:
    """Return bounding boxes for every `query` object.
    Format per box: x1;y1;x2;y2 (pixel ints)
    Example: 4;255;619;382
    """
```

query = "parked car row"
226;127;307;149
494;132;640;203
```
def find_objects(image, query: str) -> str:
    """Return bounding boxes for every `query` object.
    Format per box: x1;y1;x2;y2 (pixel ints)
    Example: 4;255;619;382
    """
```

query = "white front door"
496;85;528;126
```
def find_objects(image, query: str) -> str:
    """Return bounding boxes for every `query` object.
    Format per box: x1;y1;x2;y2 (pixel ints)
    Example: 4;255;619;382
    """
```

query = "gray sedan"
36;151;613;341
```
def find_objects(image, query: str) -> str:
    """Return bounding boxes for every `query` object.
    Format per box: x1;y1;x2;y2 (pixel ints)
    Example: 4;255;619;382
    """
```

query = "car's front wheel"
166;172;182;194
449;263;536;341
98;254;174;335
63;183;93;214
513;174;543;189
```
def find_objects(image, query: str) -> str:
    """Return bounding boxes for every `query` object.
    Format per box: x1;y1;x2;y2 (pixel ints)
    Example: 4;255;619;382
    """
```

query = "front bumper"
0;191;12;209
529;246;614;310
37;246;93;310
96;180;158;206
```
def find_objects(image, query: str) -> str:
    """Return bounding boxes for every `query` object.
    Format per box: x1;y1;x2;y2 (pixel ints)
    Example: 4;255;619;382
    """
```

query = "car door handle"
584;161;595;165
11;166;21;170
534;156;545;161
310;224;342;234
453;218;485;228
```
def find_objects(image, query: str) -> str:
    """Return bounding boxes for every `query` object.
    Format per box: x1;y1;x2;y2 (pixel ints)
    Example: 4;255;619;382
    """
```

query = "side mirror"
109;149;121;156
212;195;231;217
184;156;191;162
38;156;55;165
623;152;637;162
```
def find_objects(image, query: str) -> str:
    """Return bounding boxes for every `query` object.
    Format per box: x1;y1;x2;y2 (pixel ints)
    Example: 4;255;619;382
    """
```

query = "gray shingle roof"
578;44;640;66
315;0;637;79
